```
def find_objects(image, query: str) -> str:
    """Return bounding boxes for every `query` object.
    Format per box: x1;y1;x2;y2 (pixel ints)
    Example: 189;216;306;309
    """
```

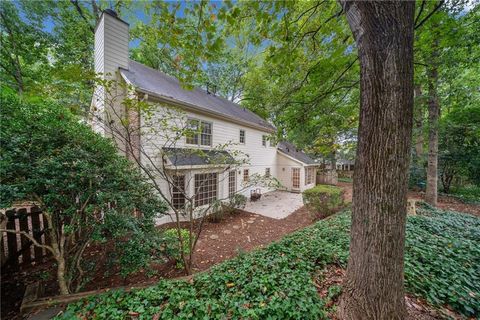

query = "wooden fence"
1;206;49;269
316;170;338;185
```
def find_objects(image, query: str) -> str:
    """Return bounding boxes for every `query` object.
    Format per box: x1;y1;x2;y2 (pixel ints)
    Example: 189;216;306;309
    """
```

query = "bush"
448;185;480;204
0;90;167;293
59;204;480;319
208;194;248;222
225;194;247;214
302;185;344;218
162;228;192;268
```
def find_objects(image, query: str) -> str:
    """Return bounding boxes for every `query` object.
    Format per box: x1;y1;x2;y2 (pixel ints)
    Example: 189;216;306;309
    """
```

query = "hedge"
302;184;344;218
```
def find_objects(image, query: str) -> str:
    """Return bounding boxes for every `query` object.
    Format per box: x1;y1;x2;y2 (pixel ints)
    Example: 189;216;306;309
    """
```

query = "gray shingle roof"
163;147;235;167
120;61;275;132
277;141;317;165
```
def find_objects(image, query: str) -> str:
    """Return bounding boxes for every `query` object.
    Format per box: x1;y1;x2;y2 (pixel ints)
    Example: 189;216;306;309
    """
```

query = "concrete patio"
244;191;304;219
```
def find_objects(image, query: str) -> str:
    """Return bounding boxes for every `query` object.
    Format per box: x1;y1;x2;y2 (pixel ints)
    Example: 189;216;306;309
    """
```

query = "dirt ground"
2;183;478;319
338;181;480;216
1;204;317;319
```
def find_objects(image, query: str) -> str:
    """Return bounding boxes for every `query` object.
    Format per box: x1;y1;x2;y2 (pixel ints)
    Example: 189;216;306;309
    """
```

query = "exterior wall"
140;101;278;205
276;152;316;192
303;167;317;192
276;152;302;192
94;13;129;78
92;12;130;152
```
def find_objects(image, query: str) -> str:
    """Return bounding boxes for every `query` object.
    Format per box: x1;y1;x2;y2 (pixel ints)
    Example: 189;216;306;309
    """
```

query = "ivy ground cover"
59;204;480;319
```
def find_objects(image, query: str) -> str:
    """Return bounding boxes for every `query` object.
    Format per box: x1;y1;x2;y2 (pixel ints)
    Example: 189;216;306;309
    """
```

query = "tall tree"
338;2;415;319
0;1;51;95
425;33;440;205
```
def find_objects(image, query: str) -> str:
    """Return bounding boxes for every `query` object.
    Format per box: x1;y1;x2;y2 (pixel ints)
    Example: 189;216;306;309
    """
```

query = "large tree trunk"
425;43;440;205
338;2;415;319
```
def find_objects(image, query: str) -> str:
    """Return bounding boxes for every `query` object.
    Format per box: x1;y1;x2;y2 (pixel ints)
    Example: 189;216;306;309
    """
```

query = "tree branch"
415;1;444;30
0;228;55;255
70;0;95;33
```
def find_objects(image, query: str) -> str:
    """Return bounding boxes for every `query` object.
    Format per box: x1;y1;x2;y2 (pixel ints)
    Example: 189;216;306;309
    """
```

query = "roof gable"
277;141;317;165
120;60;275;132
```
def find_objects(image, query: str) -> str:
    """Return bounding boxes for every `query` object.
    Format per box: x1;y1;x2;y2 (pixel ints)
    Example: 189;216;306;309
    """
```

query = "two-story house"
92;10;317;214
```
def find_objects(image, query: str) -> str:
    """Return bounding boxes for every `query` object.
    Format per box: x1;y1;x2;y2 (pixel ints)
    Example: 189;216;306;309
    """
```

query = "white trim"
277;150;317;167
185;117;213;148
239;129;246;144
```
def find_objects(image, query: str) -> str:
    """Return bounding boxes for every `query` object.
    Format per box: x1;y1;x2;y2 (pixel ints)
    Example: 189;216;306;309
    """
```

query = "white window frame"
243;169;249;182
171;174;186;210
228;170;236;198
239;129;246;144
186;118;213;147
194;172;218;207
305;167;315;185
262;135;267;147
265;168;271;177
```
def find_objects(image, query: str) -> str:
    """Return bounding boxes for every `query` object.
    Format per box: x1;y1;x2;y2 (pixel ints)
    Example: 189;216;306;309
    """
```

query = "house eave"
277;150;318;167
117;73;275;134
164;164;234;170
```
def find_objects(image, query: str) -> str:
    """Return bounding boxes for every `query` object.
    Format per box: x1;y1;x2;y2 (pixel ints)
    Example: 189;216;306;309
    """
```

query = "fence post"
30;207;44;262
5;209;19;267
18;208;31;264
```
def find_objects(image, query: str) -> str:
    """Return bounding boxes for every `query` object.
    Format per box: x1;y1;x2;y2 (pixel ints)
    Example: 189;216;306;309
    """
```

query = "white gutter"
277;150;318;167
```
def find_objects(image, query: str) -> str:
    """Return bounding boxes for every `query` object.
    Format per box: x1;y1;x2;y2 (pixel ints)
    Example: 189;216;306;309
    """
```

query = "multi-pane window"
265;168;270;177
262;135;267;147
305;167;315;185
239;129;245;144
243;169;249;182
194;173;218;207
201;122;212;146
228;170;236;197
186;119;212;146
171;175;185;210
292;168;300;189
186;119;199;145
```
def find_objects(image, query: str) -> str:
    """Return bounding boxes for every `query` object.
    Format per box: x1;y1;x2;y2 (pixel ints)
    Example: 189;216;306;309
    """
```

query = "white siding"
276;152;316;192
92;12;129;150
94;13;129;77
140;102;278;203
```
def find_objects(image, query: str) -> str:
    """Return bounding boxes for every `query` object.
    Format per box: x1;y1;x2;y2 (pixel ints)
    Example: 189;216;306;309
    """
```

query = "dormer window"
186;118;212;146
239;129;245;144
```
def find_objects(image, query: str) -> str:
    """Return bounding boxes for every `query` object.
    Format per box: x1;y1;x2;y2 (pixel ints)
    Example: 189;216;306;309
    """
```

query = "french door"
292;168;300;190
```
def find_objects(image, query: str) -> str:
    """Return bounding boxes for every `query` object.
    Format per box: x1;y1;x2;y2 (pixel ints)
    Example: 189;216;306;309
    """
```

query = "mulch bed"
1;205;316;319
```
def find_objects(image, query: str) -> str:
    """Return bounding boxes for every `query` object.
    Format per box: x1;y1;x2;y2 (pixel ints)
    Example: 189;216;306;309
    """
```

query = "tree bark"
338;2;415;319
425;40;440;206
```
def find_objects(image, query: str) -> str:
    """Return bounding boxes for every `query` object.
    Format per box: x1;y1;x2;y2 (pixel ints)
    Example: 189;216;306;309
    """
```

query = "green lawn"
58;203;480;319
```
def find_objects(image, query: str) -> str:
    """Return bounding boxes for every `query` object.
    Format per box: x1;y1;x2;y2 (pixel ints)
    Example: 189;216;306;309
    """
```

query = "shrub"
208;195;248;222
0;90;167;294
58;204;480;319
448;185;480;204
302;185;344;218
225;194;247;214
162;228;192;268
208;200;225;223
